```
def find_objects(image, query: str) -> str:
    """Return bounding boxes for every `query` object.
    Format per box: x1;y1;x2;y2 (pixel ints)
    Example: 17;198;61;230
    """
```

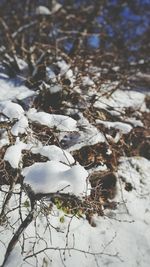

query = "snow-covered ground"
0;58;150;267
0;156;150;267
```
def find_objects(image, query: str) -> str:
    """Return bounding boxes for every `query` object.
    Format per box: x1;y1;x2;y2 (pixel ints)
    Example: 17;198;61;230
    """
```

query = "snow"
55;60;75;86
0;77;35;101
0;54;150;267
0;131;9;147
94;88;146;113
82;76;95;86
65;69;75;86
96;119;133;134
46;67;57;82
1;156;150;267
112;66;120;72
0;101;24;120
51;2;62;14
22;161;89;196
49;84;62;94
36;6;51;15
124;117;143;127
57;60;70;74
27;108;77;131
11;115;28;136
58;114;106;151
31;145;75;165
14;57;28;73
22;156;150;267
4;140;31;168
117;156;150;195
4;142;75;169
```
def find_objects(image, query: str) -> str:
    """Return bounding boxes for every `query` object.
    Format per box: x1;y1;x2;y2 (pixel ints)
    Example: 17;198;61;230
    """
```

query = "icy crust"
22;161;89;196
27;108;77;131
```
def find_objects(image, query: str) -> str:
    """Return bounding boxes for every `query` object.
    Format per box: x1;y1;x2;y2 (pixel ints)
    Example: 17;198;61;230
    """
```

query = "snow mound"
22;161;89;196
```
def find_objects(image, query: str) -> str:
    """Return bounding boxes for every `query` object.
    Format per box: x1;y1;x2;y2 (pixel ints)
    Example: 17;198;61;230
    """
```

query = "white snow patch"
59;122;105;152
46;67;57;82
31;145;75;165
1;156;150;267
64;114;106;151
1;101;24;120
112;66;120;72
124;117;143;127
22;161;89;196
49;84;62;94
14;57;28;73
27;108;77;131
36;6;51;15
94;89;146;113
4;140;31;168
11;115;28;136
65;69;75;86
0;131;9;147
0;78;35;101
96;119;133;134
109;131;123;143
117;156;150;196
57;60;70;74
82;76;95;86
